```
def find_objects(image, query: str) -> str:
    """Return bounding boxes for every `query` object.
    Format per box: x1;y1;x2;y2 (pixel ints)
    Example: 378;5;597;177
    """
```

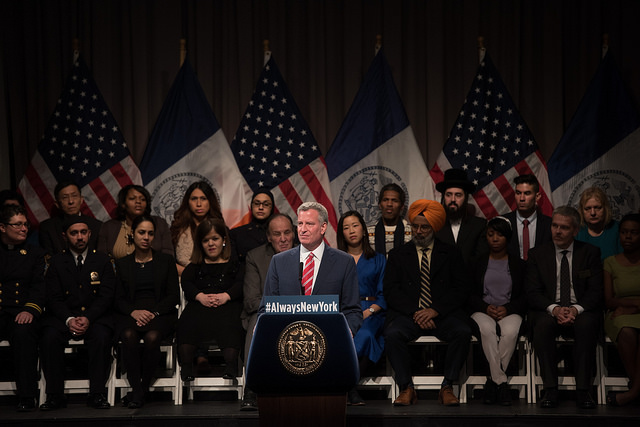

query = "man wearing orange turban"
384;199;471;407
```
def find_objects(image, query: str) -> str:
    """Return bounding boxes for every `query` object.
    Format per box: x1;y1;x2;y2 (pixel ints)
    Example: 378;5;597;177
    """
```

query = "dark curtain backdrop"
2;0;640;188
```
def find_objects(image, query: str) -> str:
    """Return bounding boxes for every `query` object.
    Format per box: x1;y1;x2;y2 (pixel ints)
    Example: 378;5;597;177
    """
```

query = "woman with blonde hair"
576;186;621;260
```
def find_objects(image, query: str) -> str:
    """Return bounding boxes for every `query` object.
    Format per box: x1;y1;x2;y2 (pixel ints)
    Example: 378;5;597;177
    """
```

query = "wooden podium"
246;299;358;427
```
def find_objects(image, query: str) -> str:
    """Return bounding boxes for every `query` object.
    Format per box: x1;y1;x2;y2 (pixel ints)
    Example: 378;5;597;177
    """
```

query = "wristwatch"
368;307;375;314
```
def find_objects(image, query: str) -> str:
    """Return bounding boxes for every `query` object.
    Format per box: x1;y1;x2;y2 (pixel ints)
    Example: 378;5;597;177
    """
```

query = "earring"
223;243;226;247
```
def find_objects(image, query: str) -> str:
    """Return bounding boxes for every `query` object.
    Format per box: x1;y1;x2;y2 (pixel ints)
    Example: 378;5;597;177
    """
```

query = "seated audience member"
114;215;180;409
170;181;223;275
0;205;45;412
576;186;622;261
259;202;362;336
367;183;411;256
98;184;173;258
604;213;640;406
338;210;386;406
468;216;526;405
177;218;244;381
526;206;603;409
229;188;274;263
384;199;471;407
502;174;552;260
39;180;102;255
239;213;295;411
40;216;116;410
0;189;39;246
435;168;487;264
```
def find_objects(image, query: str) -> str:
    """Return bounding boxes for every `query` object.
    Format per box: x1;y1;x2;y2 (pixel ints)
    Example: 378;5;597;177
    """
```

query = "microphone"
299;262;304;295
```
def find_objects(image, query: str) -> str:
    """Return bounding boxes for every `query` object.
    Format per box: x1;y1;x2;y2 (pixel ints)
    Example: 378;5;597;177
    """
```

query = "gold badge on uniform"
277;321;326;376
20;249;27;255
90;271;100;285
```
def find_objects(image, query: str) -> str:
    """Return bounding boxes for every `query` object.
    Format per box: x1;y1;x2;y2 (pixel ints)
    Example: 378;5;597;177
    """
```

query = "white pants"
471;312;522;384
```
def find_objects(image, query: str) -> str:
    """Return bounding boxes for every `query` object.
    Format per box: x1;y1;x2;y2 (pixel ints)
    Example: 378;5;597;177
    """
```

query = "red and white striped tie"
302;253;314;295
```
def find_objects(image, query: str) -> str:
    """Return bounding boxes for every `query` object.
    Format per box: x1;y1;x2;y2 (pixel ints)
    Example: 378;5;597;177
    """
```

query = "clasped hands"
196;292;230;308
131;310;155;327
414;308;438;330
68;316;90;335
552;306;578;325
486;304;507;321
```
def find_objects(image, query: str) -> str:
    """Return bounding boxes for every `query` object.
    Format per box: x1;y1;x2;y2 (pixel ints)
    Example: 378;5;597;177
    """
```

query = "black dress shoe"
40;395;67;411
127;399;144;409
87;393;111;409
576;390;596;409
540;388;558;408
16;397;36;412
347;388;366;406
498;382;512;406
240;390;258;411
483;379;498;404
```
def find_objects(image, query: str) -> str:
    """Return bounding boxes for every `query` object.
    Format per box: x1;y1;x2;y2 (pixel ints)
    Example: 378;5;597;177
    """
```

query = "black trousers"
40;322;113;395
530;310;600;390
0;312;40;398
384;311;472;389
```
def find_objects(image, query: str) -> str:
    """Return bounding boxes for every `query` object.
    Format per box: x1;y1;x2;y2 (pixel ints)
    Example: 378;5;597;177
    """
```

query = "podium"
246;296;359;427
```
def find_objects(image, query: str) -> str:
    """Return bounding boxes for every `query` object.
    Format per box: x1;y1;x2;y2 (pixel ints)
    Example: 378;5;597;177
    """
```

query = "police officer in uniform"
0;205;46;411
40;216;115;410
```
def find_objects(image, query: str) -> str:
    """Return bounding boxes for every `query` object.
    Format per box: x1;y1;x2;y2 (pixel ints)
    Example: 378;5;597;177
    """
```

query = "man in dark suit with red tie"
502;174;552;260
526;206;603;409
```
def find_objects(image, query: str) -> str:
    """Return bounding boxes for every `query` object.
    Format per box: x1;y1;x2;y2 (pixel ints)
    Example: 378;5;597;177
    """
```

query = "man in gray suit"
240;213;295;410
260;202;362;335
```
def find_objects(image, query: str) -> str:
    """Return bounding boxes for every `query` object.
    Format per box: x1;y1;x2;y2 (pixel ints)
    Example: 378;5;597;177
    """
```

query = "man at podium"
261;202;362;335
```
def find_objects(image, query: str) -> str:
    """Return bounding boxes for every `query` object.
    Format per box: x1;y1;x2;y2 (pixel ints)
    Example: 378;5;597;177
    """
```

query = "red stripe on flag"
89;179;118;218
430;163;444;184
24;165;56;214
278;180;303;213
110;161;136;187
298;165;338;231
23;201;39;229
493;175;515;210
474;189;500;219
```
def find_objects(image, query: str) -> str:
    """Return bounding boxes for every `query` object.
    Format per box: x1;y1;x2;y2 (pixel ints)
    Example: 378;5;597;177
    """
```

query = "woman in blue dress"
337;210;386;406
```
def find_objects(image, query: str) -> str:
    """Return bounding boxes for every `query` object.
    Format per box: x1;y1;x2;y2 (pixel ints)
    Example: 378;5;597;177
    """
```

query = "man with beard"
240;214;296;410
230;188;275;263
40;216;115;410
435;169;487;264
383;199;471;406
502;174;552;261
367;183;412;256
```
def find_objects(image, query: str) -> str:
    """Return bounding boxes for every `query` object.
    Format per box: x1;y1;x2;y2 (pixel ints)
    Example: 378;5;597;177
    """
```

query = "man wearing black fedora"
434;168;487;265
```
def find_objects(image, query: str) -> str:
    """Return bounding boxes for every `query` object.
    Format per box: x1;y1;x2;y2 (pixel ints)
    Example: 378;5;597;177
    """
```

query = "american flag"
231;52;338;245
18;53;141;226
430;50;553;218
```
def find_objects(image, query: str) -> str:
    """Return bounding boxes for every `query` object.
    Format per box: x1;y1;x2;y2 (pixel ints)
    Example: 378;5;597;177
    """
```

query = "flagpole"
72;38;80;64
478;36;486;63
602;33;609;59
375;34;382;55
263;39;271;66
180;38;187;67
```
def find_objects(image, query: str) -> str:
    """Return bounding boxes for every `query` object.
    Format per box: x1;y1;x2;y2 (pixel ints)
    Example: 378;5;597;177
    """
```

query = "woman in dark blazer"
468;216;527;406
114;215;179;408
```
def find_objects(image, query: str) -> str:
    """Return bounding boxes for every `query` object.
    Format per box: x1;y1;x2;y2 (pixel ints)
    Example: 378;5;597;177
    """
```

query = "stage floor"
2;394;638;427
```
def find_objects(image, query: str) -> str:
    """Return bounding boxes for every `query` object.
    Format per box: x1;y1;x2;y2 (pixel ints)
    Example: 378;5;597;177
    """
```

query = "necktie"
302;253;314;295
559;250;571;306
522;219;530;261
418;248;432;309
76;254;83;272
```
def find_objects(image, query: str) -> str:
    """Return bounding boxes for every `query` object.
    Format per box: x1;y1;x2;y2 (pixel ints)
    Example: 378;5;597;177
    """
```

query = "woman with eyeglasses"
467;216;526;406
229;189;275;263
98;184;173;259
114;215;179;408
176;218;244;381
0;205;46;411
336;210;386;406
170;181;223;276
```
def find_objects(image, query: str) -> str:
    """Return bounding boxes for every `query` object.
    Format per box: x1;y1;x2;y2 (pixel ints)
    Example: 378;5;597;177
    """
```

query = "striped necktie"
302;253;314;295
419;248;432;308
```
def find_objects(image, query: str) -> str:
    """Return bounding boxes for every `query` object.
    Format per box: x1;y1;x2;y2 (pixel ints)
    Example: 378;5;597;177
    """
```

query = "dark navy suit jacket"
260;244;363;335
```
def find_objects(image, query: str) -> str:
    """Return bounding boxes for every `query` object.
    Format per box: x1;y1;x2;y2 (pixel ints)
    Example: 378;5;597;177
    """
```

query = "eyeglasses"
410;223;432;232
4;222;30;230
253;201;272;208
